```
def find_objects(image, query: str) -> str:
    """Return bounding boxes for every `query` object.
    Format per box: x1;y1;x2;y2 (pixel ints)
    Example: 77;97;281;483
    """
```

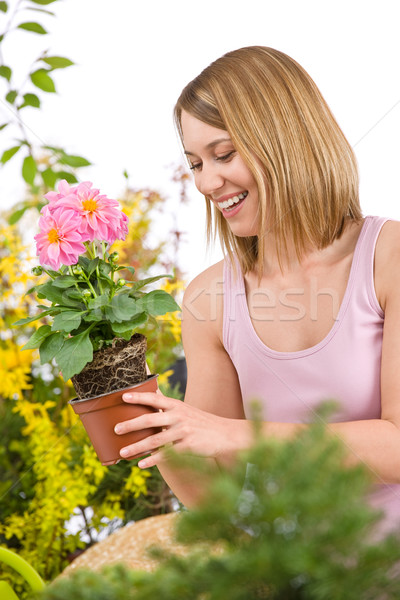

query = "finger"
122;391;175;410
114;410;171;435
119;429;179;460
138;449;165;469
137;439;193;468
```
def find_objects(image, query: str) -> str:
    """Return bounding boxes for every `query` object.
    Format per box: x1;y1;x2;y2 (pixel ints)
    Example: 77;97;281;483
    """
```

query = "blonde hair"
174;46;362;275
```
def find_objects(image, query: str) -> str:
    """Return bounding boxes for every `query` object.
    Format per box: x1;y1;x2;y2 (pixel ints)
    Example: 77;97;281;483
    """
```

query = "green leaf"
135;290;181;316
87;294;109;310
41;167;57;188
62;289;82;302
39;331;64;364
0;123;8;131
26;7;55;15
59;154;91;168
29;0;58;4
45;268;61;278
52;275;78;289
0;2;8;13
5;90;17;104
18;22;47;34
111;329;132;341
22;155;37;185
104;294;139;323
51;310;83;333
42;56;74;69
0;65;11;81
24;286;37;296
30;69;56;93
20;92;40;108
86;257;100;276
83;311;103;323
98;261;112;276
12;308;55;327
54;170;78;184
121;265;135;276
22;324;51;350
1;145;21;165
8;205;30;225
129;274;172;293
36;282;80;306
55;330;93;381
111;313;147;336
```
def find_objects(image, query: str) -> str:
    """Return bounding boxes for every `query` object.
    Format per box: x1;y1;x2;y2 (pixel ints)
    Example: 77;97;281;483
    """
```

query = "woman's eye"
216;151;235;162
189;163;202;172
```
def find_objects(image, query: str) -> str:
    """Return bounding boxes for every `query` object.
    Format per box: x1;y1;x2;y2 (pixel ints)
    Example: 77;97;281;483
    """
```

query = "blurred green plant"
40;416;400;599
0;0;90;222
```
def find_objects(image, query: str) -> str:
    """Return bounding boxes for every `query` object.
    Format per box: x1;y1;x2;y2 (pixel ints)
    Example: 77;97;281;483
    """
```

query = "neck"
259;218;363;277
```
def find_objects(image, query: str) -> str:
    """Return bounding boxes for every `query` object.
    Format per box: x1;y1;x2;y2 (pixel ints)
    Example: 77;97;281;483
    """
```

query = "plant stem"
68;265;97;300
43;269;57;279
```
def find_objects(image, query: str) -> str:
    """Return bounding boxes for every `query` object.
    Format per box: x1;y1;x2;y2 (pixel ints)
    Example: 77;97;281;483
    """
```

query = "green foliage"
41;422;400;599
39;565;148;600
0;0;88;197
14;248;180;381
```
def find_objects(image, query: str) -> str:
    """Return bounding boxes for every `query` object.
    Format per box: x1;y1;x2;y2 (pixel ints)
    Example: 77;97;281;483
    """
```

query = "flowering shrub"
13;180;180;381
0;195;182;591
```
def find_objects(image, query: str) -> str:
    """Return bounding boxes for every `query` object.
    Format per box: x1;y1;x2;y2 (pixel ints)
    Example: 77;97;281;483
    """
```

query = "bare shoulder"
183;260;224;329
374;220;400;310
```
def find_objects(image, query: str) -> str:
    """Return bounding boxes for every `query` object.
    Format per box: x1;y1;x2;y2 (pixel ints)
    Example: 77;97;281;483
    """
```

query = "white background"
1;0;399;281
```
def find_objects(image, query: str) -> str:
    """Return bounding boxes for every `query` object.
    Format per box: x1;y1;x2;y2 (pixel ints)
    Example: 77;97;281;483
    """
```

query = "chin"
228;221;258;238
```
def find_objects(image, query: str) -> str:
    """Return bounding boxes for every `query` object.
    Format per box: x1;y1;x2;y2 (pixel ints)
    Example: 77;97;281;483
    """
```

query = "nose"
196;163;225;198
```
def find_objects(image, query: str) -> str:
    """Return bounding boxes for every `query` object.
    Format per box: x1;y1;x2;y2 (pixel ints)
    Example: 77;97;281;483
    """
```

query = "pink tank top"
223;215;400;534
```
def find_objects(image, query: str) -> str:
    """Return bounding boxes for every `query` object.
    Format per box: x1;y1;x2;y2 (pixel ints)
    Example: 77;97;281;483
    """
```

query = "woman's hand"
114;390;248;469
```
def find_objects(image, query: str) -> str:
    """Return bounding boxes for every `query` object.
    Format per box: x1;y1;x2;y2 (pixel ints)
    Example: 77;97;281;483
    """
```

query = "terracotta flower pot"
70;374;160;466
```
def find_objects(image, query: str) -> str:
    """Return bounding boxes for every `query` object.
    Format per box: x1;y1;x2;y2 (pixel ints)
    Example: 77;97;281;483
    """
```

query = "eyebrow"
184;137;232;156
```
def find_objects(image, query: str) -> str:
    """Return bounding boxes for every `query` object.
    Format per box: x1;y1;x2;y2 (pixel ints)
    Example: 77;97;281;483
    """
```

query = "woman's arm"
325;220;400;483
116;261;245;506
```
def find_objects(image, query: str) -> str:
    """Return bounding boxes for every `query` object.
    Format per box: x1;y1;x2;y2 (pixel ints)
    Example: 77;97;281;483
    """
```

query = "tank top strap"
349;215;389;318
223;255;247;350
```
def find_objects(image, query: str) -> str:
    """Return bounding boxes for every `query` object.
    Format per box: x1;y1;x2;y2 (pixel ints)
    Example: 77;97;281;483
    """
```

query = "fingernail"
114;425;122;434
138;459;148;468
123;393;133;401
120;448;129;457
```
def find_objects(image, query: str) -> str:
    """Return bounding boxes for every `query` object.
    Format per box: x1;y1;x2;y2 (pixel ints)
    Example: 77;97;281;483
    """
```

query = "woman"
115;47;400;530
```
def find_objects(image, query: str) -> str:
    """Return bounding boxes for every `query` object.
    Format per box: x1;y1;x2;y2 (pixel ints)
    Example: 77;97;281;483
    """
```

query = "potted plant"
14;180;180;465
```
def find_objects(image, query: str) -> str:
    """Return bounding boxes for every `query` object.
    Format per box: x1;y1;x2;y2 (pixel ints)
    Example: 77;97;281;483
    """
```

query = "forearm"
224;417;400;484
328;418;400;484
157;456;220;508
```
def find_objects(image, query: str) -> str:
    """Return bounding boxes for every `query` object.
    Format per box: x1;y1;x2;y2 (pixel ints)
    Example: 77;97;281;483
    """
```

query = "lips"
216;191;248;210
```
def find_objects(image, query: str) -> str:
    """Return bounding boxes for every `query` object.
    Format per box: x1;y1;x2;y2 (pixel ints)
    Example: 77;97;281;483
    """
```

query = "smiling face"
181;110;260;238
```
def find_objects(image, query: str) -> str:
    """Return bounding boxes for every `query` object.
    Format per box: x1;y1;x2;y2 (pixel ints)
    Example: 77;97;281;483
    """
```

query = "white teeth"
219;191;248;210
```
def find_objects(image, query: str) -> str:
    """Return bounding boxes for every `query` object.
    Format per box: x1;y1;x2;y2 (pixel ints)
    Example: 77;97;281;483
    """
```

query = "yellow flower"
124;465;151;498
158;369;174;387
0;341;34;399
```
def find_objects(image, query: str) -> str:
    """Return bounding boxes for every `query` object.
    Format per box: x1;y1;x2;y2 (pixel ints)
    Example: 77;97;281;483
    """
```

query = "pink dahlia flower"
43;179;77;205
107;208;129;245
49;180;128;244
35;206;86;270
